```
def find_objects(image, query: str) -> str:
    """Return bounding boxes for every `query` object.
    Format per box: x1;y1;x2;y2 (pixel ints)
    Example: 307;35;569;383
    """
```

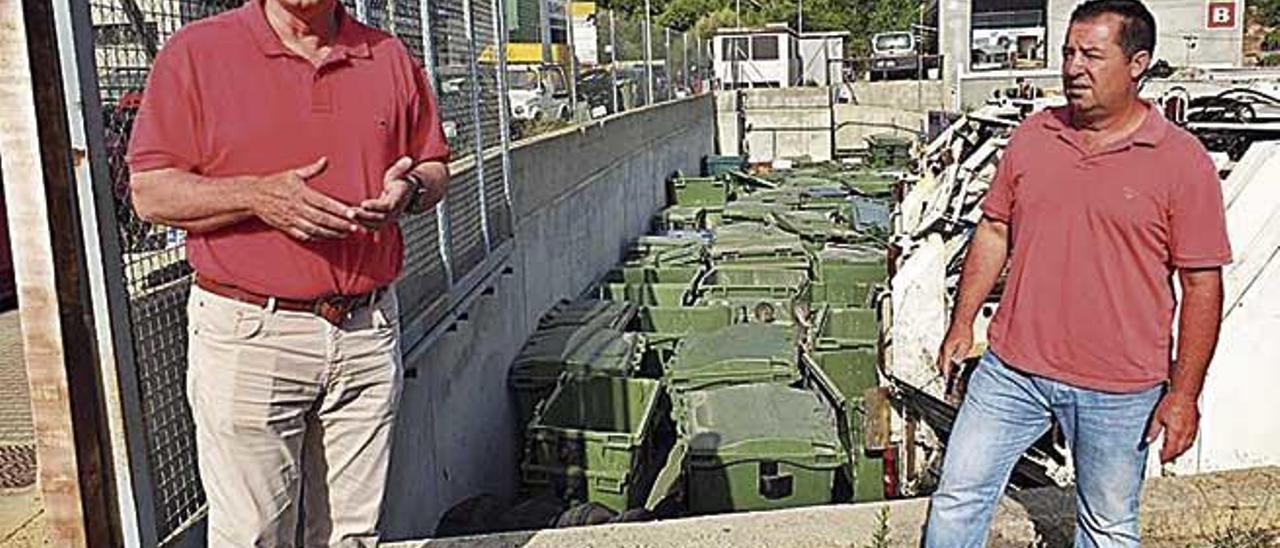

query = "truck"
868;30;939;81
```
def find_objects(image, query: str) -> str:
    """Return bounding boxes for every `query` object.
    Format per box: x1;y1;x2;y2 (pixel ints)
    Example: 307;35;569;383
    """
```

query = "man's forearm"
131;169;258;232
950;217;1011;329
1170;268;1225;400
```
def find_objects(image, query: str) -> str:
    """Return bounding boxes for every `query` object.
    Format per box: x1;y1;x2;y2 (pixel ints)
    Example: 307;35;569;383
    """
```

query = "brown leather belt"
195;276;383;326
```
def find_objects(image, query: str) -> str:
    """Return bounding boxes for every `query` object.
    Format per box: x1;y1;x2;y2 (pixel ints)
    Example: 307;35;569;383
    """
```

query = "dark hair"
1069;0;1157;58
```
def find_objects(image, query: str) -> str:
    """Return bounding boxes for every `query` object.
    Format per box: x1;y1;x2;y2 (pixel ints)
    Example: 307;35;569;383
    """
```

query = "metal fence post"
608;9;618;113
461;0;492;253
643;0;653;105
355;0;369;24
683;31;689;94
491;0;515;218
419;0;454;286
664;27;671;101
565;0;578;118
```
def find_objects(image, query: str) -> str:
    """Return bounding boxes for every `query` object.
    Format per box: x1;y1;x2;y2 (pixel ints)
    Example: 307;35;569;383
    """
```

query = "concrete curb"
383;467;1280;547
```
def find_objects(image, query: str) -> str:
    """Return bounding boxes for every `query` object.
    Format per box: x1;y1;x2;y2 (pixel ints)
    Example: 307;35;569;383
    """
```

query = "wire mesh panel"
398;208;450;320
88;0;238;541
611;9;650;109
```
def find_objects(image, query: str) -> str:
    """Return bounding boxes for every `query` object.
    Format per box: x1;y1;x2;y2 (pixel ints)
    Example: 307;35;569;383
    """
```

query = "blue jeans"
924;351;1163;548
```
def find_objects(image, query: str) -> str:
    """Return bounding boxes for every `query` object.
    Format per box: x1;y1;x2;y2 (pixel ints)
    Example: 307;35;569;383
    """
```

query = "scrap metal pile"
886;108;1074;493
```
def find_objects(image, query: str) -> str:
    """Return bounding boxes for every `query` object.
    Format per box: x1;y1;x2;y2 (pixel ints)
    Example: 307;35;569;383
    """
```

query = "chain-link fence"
585;7;704;116
84;0;513;544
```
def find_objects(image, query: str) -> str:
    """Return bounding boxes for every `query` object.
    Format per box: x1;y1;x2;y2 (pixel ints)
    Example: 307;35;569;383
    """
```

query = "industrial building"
940;0;1246;106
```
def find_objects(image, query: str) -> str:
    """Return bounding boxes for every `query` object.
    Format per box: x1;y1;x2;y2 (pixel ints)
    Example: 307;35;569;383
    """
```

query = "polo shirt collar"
240;0;372;61
1042;101;1169;149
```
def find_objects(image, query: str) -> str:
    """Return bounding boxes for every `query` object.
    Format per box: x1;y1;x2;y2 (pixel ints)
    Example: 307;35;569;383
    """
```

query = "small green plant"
858;505;892;548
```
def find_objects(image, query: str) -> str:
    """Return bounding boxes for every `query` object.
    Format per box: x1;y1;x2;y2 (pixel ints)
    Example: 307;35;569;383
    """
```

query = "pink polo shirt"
127;0;449;299
982;105;1232;393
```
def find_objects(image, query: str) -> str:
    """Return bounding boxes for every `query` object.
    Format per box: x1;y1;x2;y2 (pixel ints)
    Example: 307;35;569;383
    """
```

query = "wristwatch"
401;172;429;214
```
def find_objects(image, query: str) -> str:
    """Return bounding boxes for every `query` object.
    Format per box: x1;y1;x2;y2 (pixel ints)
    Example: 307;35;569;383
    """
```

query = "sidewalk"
0;309;45;547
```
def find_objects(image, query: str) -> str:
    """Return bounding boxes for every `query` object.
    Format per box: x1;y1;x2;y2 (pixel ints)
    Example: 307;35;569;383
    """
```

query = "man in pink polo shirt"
126;0;449;544
925;1;1230;546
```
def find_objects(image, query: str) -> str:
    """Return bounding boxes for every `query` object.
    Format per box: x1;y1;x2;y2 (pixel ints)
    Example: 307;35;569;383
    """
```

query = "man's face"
1061;14;1149;116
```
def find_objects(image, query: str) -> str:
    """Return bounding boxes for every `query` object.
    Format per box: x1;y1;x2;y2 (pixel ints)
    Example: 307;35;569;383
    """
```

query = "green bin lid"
511;327;641;383
667;324;796;380
683;384;843;464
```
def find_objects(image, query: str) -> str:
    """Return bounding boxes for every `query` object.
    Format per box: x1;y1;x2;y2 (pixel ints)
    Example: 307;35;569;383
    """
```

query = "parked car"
507;64;573;122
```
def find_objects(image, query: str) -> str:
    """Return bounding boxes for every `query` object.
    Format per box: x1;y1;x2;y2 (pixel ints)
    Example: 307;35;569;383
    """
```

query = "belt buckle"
314;295;354;326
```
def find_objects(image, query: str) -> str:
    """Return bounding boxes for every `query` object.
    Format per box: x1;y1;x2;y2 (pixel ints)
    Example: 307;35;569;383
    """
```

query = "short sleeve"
1169;143;1232;268
408;65;450;164
980;140;1018;223
126;41;203;173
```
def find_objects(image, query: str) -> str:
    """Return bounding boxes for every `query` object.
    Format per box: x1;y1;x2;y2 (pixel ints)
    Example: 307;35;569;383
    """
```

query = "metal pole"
609;9;619;113
644;0;653;105
683;32;690;93
52;0;150;545
461;0;491;253
565;0;578;118
664;27;672;101
797;0;803;33
539;0;553;63
492;0;516;220
355;0;369;23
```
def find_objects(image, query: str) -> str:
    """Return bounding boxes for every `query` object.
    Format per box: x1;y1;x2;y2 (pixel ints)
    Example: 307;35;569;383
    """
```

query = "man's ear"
1130;50;1152;81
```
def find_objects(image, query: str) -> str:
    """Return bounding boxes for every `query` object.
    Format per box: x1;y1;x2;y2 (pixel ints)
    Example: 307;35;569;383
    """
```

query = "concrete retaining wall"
380;96;716;541
716;89;928;161
388;467;1280;547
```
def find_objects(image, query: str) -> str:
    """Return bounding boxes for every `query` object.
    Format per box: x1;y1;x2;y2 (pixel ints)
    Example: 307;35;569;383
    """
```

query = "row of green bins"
522;375;664;512
538;298;638;332
813;305;879;345
811;244;887;307
664;324;800;392
709;224;810;270
509;326;645;426
680;383;846;513
692;267;812;325
703;155;746;177
721;200;780;225
771;210;864;248
804;348;884;502
670;176;731;207
654;205;710;232
599;282;693;307
866;133;913;169
624;234;708;268
632;305;735;335
843;171;898;197
606;265;703;285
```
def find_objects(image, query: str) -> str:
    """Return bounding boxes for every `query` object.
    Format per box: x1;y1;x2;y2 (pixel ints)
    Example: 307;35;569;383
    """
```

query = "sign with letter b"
1207;1;1236;29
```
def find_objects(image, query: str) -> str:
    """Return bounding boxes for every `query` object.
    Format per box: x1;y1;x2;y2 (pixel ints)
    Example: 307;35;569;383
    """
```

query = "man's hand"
1145;391;1200;464
251;157;361;241
936;323;974;389
354;156;416;230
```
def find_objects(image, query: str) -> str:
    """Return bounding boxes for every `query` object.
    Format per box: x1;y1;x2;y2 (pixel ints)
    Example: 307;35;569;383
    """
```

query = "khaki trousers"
186;284;402;547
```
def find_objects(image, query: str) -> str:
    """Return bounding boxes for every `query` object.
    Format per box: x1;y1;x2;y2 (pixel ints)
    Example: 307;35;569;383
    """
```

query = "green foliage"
1251;0;1280;28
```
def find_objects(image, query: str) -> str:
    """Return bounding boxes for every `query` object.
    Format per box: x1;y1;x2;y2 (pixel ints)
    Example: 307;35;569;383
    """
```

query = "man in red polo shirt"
127;0;449;544
925;1;1230;546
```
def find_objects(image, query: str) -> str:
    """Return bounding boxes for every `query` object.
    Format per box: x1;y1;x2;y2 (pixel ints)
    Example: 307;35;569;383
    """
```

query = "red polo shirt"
127;0;449;299
982;105;1232;393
